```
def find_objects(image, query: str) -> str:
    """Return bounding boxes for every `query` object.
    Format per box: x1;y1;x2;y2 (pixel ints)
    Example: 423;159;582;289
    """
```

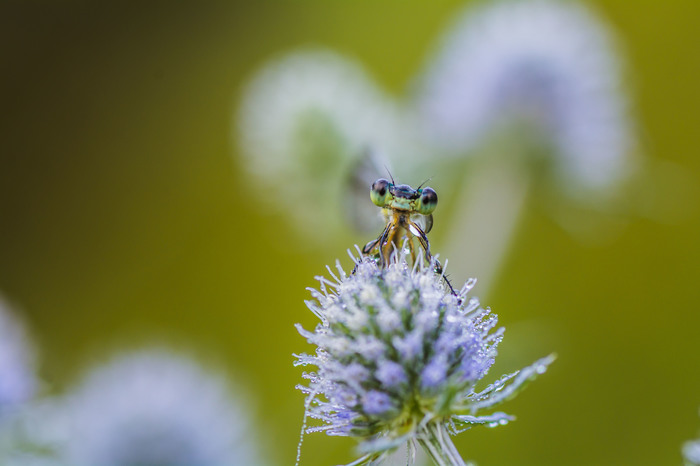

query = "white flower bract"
295;248;554;462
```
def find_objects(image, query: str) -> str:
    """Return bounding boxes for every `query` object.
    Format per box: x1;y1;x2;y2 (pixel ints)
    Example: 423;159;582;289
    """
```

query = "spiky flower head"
0;296;37;414
686;440;700;466
684;410;700;465
237;49;408;240
295;248;553;464
58;349;261;466
417;0;633;195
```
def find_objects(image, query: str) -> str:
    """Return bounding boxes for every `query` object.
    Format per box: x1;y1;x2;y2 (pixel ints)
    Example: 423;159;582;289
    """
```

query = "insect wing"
343;148;388;233
411;213;433;234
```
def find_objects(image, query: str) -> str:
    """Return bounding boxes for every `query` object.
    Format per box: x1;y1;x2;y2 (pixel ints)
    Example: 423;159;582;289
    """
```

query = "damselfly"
362;176;458;297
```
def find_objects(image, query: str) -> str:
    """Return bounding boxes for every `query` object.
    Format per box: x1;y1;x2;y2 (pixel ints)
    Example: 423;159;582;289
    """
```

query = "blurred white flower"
238;49;409;239
0;296;37;414
685;410;700;465
234;2;642;296
686;439;700;466
417;0;633;194
411;0;638;293
59;349;261;466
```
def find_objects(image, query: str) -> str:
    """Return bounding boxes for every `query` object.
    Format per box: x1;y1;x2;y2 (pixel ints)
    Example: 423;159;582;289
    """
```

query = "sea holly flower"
416;0;633;194
0;296;37;415
685;411;700;466
0;297;41;465
295;248;554;465
411;0;636;294
54;349;262;466
686;440;700;466
237;49;408;240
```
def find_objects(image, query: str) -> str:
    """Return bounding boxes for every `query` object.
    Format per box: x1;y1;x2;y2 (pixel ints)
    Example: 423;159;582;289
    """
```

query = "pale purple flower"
685;410;700;465
421;356;449;390
0;297;37;413
295;248;554;463
375;361;407;389
417;0;633;194
362;391;396;417
58;349;261;466
686;440;700;466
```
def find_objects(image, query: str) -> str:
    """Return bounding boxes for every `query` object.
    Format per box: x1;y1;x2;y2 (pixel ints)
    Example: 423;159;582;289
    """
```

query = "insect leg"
408;219;459;299
407;235;417;265
362;222;391;256
379;223;400;268
407;220;432;262
362;237;381;255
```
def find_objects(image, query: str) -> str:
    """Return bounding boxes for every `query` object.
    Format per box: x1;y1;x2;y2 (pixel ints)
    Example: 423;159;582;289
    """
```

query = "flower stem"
417;422;467;466
443;143;531;297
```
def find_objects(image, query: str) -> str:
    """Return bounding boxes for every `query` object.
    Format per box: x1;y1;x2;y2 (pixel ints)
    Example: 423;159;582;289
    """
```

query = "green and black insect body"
363;177;458;297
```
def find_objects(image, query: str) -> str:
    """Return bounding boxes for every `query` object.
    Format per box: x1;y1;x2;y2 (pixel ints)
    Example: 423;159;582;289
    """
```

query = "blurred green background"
2;1;700;465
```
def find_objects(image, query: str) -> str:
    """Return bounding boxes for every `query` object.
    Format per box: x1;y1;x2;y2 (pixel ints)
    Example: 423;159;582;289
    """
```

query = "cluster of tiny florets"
295;249;552;456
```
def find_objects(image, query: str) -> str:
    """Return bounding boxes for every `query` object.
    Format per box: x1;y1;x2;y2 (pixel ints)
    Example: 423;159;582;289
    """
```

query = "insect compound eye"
416;187;437;215
370;178;391;207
